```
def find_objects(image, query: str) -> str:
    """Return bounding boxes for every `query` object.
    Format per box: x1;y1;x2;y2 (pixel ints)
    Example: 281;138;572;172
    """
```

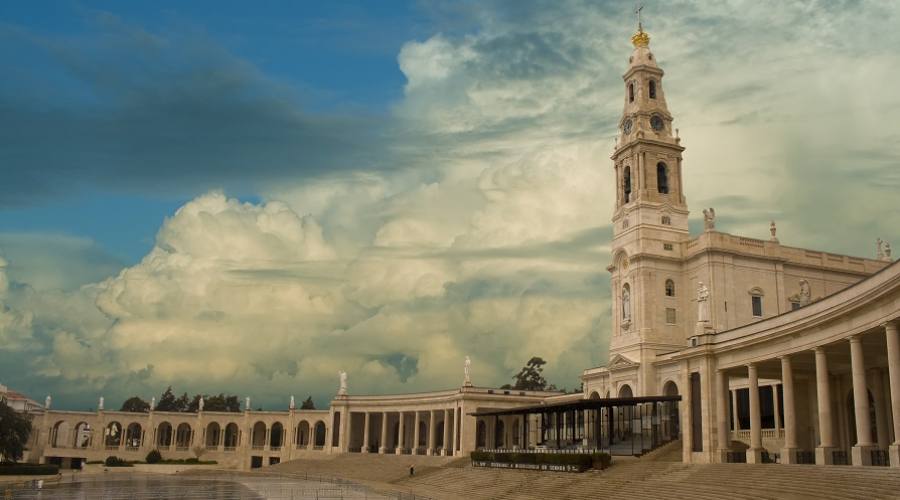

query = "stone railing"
731;428;784;440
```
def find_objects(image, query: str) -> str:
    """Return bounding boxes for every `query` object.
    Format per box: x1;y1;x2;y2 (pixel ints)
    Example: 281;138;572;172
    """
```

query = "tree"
155;387;178;412
174;393;191;412
0;401;32;462
119;397;150;413
504;357;549;391
300;396;316;410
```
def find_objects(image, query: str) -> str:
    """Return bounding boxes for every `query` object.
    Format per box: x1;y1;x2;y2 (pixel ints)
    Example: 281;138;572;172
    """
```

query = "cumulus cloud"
2;1;899;408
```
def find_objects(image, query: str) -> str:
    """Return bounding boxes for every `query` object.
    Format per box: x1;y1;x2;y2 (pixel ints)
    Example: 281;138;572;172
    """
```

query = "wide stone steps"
267;451;900;500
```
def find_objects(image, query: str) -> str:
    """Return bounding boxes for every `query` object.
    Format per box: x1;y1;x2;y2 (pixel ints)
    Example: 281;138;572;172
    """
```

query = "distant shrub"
104;456;133;467
145;450;162;464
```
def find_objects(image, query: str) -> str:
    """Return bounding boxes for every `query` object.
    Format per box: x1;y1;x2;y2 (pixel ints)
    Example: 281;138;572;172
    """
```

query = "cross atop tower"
635;3;644;32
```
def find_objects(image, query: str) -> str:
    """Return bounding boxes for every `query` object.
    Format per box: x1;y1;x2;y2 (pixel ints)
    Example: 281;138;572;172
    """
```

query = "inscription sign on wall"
471;461;586;473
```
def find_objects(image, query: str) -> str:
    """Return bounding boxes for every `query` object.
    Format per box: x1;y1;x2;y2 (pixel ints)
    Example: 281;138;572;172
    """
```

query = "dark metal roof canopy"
470;395;682;417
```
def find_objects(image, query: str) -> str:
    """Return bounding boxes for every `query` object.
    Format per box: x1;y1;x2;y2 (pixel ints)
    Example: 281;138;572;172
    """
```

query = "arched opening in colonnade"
251;421;266;448
270;422;284;449
105;421;122;447
206;422;221;447
314;421;326;448
51;421;69;448
156;422;173;448
73;422;91;448
175;423;192;449
296;421;310;447
224;423;239;448
125;423;142;448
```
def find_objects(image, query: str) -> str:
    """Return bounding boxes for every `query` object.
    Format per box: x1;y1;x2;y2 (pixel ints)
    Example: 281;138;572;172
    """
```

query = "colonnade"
715;322;900;467
346;408;459;456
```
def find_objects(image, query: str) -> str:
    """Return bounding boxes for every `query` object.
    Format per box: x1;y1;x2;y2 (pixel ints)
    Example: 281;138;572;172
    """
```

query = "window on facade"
622;218;630;229
666;308;676;324
661;215;671;225
663;243;673;251
623;166;632;203
751;295;763;317
665;279;675;297
657;162;669;194
629;83;635;102
649;80;657;99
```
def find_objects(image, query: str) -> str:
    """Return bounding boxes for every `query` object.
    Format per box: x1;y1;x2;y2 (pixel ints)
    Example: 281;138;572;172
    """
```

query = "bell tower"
607;20;690;395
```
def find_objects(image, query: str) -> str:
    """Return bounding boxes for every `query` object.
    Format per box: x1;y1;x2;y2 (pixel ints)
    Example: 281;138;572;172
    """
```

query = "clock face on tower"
623;118;633;135
650;115;664;131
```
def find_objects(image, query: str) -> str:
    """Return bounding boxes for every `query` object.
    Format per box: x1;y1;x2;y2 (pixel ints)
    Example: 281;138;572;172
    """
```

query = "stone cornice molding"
672;260;900;367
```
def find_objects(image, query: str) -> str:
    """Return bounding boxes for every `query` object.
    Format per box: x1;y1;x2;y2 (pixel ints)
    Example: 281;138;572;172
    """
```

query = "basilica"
11;24;900;471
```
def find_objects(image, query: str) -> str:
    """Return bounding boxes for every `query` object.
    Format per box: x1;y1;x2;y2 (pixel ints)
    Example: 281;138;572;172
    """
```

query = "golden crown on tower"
631;28;650;47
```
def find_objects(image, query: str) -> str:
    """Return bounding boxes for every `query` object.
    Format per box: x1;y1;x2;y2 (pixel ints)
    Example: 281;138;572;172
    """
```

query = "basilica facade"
14;25;900;470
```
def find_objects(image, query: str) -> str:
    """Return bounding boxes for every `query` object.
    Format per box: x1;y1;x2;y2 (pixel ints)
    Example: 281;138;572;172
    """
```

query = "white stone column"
452;408;460;457
870;369;889;448
780;355;799;464
731;390;740;431
412;411;421;455
427;411;436;456
850;335;875;466
884;322;900;468
773;384;781;433
815;346;836;465
746;363;763;463
443;409;451;456
362;412;370;453
396;412;405;455
716;369;730;462
379;412;388;454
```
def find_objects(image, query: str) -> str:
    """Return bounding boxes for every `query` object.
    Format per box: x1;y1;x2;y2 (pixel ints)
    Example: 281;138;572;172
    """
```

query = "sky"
1;0;899;410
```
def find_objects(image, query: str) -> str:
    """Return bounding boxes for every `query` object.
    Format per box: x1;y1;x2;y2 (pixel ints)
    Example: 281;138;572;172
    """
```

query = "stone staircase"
268;447;900;500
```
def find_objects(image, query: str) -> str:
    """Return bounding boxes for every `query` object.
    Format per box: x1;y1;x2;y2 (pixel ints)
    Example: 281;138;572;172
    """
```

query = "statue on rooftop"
338;370;348;396
45;395;51;409
464;356;472;386
703;208;716;231
290;395;295;410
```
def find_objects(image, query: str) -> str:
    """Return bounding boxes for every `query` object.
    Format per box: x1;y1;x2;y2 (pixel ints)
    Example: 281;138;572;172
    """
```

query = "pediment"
607;354;639;371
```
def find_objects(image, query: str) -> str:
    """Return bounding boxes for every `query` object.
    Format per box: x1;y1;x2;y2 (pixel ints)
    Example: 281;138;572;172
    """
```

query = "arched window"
628;82;635;102
649;80;657;99
623;166;632;203
665;279;675;297
749;287;764;317
657;162;669;194
661;215;671;225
